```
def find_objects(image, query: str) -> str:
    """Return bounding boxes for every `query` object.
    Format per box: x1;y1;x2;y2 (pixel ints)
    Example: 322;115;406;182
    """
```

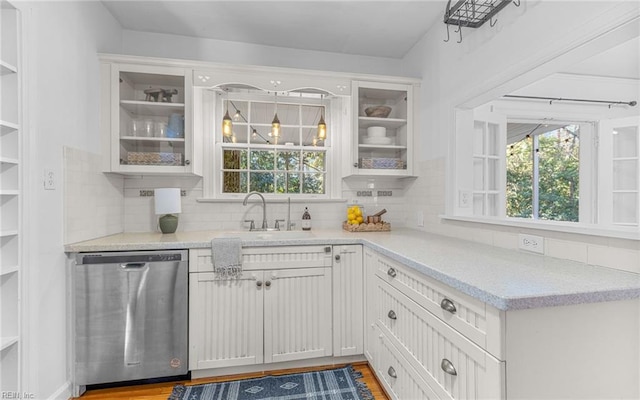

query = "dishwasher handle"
121;262;147;270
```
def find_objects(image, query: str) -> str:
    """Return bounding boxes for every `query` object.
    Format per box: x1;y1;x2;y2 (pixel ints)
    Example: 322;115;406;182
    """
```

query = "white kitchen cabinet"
0;0;21;392
100;58;201;175
189;246;333;372
365;249;640;400
373;324;440;400
347;81;416;177
332;245;363;356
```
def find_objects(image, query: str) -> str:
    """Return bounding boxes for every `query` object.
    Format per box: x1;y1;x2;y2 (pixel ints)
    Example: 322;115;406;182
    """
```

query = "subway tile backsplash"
63;152;639;274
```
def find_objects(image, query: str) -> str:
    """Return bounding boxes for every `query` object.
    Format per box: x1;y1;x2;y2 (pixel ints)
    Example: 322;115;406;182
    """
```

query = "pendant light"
317;94;327;141
271;92;281;139
222;88;233;138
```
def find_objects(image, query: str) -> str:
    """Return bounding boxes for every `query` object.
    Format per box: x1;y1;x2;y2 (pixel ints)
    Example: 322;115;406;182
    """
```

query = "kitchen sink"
222;230;315;240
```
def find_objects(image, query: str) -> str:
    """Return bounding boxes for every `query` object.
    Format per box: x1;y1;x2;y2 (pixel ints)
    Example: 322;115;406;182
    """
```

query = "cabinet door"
349;81;414;177
102;61;199;175
332;245;363;356
363;248;378;364
263;267;333;363
189;271;264;370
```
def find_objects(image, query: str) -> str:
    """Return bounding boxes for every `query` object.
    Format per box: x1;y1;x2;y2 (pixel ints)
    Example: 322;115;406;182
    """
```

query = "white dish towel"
211;237;242;279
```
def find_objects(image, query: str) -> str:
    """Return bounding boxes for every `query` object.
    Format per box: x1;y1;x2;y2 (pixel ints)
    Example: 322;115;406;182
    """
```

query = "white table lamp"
154;188;182;233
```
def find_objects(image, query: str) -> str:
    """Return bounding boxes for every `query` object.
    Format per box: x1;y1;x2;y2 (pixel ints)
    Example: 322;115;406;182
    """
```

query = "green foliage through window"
506;125;579;222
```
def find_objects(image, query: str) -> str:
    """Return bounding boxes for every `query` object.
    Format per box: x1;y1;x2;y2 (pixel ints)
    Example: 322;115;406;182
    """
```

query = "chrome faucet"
242;191;268;230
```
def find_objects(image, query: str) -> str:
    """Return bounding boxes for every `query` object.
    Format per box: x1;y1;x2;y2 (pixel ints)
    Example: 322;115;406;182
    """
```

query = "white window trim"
198;88;343;201
450;105;640;240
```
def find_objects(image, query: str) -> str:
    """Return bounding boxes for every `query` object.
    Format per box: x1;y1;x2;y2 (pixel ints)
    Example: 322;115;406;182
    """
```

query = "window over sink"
198;86;339;199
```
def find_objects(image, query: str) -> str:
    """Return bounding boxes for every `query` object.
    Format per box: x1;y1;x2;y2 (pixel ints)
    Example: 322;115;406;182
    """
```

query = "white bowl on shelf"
362;136;393;145
367;126;387;137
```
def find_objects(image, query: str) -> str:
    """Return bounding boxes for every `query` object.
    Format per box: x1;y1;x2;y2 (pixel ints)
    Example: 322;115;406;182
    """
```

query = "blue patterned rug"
168;365;373;400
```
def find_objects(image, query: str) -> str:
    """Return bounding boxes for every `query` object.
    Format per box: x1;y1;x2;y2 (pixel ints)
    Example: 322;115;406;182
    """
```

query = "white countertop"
65;228;640;311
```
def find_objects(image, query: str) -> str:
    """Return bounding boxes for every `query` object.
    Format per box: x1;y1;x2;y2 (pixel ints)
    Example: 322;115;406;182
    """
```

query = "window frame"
199;88;338;200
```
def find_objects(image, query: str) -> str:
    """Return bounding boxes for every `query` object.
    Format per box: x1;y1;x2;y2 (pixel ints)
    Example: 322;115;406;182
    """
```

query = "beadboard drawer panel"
373;325;440;400
372;251;503;357
190;246;333;272
375;277;505;400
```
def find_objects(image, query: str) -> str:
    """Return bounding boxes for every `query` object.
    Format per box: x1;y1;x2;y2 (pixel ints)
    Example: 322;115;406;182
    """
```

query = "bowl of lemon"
343;205;391;232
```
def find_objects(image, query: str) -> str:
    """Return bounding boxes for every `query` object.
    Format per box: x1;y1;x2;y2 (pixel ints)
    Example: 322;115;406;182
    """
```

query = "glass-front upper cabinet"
101;60;200;175
349;81;416;177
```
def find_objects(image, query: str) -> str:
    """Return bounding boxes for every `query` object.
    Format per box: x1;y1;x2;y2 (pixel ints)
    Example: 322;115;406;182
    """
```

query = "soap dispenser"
301;207;311;231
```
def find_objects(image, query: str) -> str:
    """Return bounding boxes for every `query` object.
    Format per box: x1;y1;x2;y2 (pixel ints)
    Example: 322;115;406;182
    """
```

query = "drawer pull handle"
387;310;397;320
387;366;397;379
441;359;457;376
440;298;457;314
387;267;397;278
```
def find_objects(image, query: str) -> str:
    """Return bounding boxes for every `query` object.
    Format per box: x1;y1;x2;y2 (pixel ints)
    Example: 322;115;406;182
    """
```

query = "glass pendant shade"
222;109;233;137
317;114;327;140
271;113;281;138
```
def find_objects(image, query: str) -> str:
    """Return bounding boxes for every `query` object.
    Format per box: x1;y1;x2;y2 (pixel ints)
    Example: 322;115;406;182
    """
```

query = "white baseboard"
47;381;71;400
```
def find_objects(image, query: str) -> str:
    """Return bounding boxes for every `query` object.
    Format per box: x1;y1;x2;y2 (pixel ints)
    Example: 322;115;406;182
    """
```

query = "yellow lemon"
347;212;356;221
356;216;364;223
354;207;362;217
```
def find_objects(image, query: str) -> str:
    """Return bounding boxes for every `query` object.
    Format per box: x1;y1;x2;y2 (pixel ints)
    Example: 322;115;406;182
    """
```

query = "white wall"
21;1;122;398
401;1;640;270
120;30;412;78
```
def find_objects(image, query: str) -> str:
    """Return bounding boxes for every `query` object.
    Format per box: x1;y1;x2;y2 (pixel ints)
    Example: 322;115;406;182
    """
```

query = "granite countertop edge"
64;229;640;311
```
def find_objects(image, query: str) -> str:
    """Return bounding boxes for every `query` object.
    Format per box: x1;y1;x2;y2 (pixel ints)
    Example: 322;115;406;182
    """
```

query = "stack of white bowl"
362;126;393;145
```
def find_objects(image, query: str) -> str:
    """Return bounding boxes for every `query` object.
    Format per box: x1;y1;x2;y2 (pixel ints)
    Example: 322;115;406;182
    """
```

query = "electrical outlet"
44;169;55;190
518;234;544;254
459;190;471;208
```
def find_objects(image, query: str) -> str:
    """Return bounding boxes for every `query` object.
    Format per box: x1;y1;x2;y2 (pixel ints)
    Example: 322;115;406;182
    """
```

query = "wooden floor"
74;362;389;400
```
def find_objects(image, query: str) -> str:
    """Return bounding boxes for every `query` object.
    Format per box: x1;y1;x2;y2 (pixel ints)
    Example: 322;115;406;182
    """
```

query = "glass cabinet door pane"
613;126;638;158
613;160;638;190
613;193;638;224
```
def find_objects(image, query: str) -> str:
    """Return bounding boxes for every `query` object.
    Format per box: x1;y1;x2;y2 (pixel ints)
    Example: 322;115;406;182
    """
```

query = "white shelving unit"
349;81;415;177
0;0;22;392
101;60;200;175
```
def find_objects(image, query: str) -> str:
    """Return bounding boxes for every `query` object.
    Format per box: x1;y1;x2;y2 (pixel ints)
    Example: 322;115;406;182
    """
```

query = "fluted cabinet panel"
189;272;264;370
376;278;505;400
374;325;439;400
372;251;503;357
264;267;332;363
332;245;363;356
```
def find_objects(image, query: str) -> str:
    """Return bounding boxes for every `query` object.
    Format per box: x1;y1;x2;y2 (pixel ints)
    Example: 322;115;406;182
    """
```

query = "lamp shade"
154;188;181;215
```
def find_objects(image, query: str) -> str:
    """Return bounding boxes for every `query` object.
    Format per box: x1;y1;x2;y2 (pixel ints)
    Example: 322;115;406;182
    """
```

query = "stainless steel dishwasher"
73;250;188;388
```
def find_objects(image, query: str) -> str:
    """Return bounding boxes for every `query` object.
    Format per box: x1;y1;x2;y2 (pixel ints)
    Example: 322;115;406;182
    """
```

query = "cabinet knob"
387;366;397;379
335;255;341;261
387;267;397;278
185;159;191;165
441;359;457;376
440;298;457;314
265;280;271;287
387;310;397;320
256;280;263;287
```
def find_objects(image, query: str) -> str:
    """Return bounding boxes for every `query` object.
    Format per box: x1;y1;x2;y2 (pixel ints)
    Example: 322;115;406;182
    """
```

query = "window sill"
197;197;347;204
440;215;640;241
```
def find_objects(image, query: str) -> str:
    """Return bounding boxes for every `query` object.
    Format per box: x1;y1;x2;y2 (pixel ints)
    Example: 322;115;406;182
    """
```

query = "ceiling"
101;0;446;59
101;1;638;78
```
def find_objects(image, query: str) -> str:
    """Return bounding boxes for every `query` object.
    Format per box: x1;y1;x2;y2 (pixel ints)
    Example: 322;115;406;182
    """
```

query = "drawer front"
376;277;505;400
372;251;502;357
190;245;333;273
373;326;440;400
